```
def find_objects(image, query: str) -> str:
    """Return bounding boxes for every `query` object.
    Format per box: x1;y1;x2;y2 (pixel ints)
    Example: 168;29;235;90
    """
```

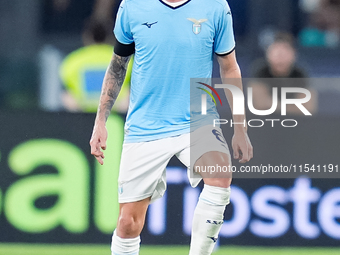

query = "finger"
239;158;247;164
90;145;97;155
233;146;240;159
95;155;104;165
94;150;104;158
101;139;107;150
90;138;100;154
94;139;104;157
248;145;253;160
91;144;102;156
239;147;249;163
89;139;96;154
91;143;104;157
96;140;102;152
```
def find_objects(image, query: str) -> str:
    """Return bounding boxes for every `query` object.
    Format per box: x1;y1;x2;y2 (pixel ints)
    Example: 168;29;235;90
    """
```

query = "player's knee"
197;151;232;186
117;214;144;238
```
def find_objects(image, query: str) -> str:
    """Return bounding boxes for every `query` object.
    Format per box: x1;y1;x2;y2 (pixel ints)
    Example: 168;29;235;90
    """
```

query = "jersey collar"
159;0;191;9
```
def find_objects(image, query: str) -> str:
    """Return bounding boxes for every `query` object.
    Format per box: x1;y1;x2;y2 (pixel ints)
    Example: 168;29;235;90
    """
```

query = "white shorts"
117;125;231;203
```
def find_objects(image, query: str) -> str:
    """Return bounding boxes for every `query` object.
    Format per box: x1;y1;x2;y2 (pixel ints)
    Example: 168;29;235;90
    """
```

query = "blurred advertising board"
0;112;339;246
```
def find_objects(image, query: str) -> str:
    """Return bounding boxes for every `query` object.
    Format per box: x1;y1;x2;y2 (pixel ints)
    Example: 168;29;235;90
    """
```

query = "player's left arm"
217;51;253;163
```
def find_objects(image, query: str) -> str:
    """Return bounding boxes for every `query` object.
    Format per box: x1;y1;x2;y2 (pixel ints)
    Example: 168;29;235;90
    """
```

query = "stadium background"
0;0;340;254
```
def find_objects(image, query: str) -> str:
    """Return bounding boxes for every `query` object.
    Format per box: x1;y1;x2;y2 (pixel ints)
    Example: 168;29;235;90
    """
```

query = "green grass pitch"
0;244;339;255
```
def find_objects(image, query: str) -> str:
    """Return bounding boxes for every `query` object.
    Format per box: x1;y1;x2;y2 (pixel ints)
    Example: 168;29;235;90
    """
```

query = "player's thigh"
177;125;232;187
118;139;174;203
195;151;232;188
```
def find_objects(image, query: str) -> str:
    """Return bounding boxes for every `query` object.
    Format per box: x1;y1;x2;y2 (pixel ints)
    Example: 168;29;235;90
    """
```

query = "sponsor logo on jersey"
142;22;158;28
187;18;207;35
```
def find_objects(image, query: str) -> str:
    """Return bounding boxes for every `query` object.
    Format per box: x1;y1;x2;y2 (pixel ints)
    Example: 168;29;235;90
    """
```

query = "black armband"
215;47;235;56
114;37;135;57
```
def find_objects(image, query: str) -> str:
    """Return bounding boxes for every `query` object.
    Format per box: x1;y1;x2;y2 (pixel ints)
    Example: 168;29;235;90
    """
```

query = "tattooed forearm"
97;54;130;122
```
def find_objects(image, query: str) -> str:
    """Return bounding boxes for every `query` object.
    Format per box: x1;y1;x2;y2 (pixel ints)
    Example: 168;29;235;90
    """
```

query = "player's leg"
189;151;232;255
176;125;232;255
111;138;174;255
111;198;150;255
117;198;150;238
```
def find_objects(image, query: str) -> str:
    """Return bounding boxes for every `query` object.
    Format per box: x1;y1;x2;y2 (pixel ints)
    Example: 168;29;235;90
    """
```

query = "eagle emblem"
187;18;208;35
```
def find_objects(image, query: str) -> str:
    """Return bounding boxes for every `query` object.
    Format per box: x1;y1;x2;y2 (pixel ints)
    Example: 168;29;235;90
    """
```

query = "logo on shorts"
187;18;208;35
118;181;124;194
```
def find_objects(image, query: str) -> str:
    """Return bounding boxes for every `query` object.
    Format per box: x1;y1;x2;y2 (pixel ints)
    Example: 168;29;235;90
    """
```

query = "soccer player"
90;0;253;254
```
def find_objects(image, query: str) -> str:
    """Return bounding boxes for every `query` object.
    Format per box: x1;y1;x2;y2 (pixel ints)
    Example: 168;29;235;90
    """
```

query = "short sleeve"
214;2;236;55
113;0;134;45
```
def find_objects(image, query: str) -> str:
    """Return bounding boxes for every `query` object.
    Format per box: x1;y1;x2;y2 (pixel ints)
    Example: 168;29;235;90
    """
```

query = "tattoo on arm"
97;54;130;121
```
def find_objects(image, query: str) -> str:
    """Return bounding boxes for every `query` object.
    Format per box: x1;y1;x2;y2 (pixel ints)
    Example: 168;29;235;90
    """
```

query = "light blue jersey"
114;0;235;143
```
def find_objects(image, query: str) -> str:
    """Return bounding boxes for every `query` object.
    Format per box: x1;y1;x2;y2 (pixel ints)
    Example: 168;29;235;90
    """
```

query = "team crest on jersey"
187;18;208;35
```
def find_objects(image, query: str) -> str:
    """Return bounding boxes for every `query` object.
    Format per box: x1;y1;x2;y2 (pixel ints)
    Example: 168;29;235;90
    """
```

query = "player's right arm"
90;53;131;165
